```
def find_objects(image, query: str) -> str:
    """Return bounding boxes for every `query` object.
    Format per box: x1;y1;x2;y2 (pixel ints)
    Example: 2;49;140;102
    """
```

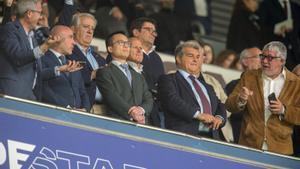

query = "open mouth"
262;64;271;70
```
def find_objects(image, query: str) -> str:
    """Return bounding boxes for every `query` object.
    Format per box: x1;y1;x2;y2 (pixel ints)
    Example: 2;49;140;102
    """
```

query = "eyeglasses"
259;54;282;62
141;27;157;35
245;55;260;59
112;41;131;47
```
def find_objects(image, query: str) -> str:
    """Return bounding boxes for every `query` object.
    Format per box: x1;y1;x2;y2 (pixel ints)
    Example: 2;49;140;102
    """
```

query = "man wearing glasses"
0;0;58;100
226;41;300;155
96;32;153;124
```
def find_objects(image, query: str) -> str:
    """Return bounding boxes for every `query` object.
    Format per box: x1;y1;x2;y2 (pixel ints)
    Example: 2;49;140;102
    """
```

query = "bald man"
239;47;262;71
38;25;90;111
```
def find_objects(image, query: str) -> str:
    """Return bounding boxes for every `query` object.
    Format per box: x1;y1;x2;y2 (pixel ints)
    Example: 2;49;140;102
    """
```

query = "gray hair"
175;40;202;58
262;41;287;60
239;48;251;61
71;13;97;27
17;0;40;17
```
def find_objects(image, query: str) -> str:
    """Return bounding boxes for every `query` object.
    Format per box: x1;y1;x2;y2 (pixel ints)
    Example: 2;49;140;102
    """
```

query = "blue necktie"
120;64;132;86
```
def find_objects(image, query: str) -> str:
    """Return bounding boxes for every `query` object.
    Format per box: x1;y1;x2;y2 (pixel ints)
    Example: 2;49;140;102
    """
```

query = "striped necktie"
189;75;211;114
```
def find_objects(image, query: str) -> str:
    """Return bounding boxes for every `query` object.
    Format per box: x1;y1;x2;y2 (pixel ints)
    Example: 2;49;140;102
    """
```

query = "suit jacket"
0;20;37;100
225;68;300;155
158;71;226;139
225;79;243;143
68;45;106;106
226;7;263;53
258;0;300;70
96;63;153;121
39;50;90;110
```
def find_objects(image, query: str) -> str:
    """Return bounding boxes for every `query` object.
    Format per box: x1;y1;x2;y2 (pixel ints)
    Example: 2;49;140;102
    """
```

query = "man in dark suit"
96;32;153;124
130;17;165;127
69;13;106;111
158;40;226;139
258;0;300;70
39;25;90;111
0;0;57;100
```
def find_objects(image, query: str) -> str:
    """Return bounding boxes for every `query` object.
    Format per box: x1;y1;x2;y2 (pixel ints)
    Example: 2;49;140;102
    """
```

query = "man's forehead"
142;22;155;28
263;49;278;55
131;40;142;46
183;47;200;54
112;34;127;41
81;17;95;24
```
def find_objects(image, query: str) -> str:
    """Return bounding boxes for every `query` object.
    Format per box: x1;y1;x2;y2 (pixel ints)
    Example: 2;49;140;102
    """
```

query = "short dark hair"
129;17;157;36
105;31;126;53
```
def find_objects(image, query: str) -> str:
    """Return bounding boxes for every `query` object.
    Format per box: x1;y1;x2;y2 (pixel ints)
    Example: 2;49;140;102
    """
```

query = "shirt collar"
49;49;63;59
279;0;289;6
143;45;156;55
262;68;286;80
178;69;198;79
111;60;128;67
128;61;143;73
76;43;91;55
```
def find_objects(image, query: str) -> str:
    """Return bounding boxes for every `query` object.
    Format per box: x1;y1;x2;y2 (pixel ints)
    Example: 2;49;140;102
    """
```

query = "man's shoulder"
0;21;21;40
97;63;115;74
3;20;17;28
159;72;179;82
242;69;261;78
286;69;300;82
41;50;56;62
69;45;84;59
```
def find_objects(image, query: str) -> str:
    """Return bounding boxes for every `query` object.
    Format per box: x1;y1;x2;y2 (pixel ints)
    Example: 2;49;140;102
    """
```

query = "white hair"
17;0;40;17
262;41;287;61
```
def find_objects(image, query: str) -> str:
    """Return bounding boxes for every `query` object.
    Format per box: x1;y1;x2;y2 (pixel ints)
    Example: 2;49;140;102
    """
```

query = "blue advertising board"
0;96;299;169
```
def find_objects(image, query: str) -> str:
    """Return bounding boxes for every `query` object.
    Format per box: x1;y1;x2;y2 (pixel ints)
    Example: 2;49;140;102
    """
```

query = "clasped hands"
197;113;223;130
129;106;145;124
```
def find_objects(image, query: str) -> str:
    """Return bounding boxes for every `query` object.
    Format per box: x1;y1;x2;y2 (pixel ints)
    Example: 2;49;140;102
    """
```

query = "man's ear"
26;10;32;18
70;26;76;32
107;46;113;53
175;56;181;65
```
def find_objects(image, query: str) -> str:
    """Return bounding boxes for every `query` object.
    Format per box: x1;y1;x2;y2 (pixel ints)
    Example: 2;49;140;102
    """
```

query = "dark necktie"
59;56;69;76
59;55;67;65
120;64;132;86
189;75;212;114
283;0;288;17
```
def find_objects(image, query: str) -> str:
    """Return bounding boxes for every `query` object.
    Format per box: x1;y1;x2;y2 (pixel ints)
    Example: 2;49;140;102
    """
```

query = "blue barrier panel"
0;96;299;169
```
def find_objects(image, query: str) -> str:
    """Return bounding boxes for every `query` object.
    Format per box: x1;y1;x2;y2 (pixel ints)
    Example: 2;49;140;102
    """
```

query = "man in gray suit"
96;32;153;124
0;0;58;100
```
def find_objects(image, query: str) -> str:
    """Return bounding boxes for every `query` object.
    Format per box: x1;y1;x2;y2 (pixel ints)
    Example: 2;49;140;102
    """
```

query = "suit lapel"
271;0;286;19
175;71;199;105
278;69;296;102
48;51;69;80
130;68;139;104
73;45;93;71
14;21;31;50
256;69;266;116
110;64;132;88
